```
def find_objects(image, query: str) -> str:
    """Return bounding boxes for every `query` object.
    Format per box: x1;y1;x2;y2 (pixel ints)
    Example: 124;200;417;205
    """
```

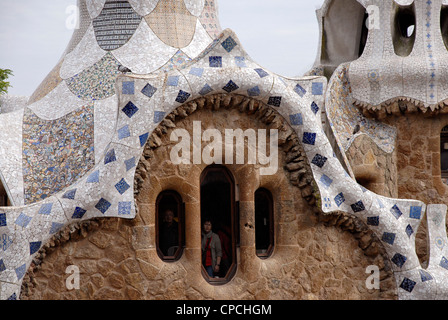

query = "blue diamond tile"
351;201;366;213
410;206;422;219
254;68;269;78
125;157;136;171
440;256;448;270
199;84;214;96
38;203;53;215
400;278;416;293
419;269;433;282
0;213;6;227
222;80;239;93
311;154;328;168
320;175;333;189
104;149;117;165
209;56;222;68
118;125;131;140
367;216;380;226
289;113;303;126
62;189;77;200
268;96;282;107
15;264;26;280
167;75;180;87
72;207;87;219
154;111;166;123
176;90;191;103
141;83;158;98
390;205;403;220
235;56;246;67
115;178;130;195
49;222;64;234
122;101;139;118
302;132;317;145
294;84;307;97
15;213;32;228
189;67;204;77
95;198;112;214
122;81;134;95
118;201;132;215
30;241;42;255
139;132;149;147
87;170;100;183
392;253;407;268
312;82;324;95
7;293;17;300
247;86;261;97
405;224;414;238
334;193;345;207
0;259;5;272
311;101;319;114
221;36;238;52
382;232;396;245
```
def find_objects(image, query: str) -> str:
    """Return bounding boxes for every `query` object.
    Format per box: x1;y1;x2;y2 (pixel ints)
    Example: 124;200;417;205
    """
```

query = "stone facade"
20;96;396;300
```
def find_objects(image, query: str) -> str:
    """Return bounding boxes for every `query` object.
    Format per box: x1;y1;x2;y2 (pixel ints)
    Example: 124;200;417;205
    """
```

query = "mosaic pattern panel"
65;52;121;101
145;0;198;48
93;0;142;51
22;105;95;204
326;64;397;154
198;0;222;39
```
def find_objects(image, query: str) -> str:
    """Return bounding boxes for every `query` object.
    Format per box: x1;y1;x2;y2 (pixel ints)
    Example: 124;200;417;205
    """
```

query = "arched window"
156;190;185;262
441;126;448;180
255;188;274;259
392;3;416;57
200;165;237;284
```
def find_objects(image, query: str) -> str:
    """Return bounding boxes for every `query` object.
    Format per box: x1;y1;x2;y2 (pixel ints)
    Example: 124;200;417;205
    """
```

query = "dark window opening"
200;165;237;284
156;190;185;262
392;3;416;57
359;11;369;57
441;126;448;179
441;5;448;50
255;188;274;259
0;182;11;207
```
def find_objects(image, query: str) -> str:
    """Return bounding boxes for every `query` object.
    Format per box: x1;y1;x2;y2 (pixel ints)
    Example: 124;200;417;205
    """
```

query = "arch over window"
156;190;185;262
255;188;274;259
441;126;448;180
200;165;237;284
392;3;416;57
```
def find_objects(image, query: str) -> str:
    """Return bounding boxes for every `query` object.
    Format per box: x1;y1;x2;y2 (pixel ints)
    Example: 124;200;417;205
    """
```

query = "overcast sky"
0;0;323;96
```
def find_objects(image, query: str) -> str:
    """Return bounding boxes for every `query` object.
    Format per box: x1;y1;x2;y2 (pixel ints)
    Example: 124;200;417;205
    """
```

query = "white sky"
0;0;324;96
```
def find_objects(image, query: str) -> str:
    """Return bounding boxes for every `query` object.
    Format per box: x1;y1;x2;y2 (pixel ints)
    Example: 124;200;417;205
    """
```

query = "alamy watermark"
366;265;380;290
66;265;80;290
169;121;279;176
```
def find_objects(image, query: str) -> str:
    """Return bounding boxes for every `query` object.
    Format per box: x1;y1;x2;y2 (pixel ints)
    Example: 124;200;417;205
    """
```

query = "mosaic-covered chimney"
28;0;222;105
18;0;222;206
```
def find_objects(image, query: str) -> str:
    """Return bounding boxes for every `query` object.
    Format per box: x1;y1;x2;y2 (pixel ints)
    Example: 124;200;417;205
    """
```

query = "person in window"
201;219;222;278
159;209;179;256
216;223;231;277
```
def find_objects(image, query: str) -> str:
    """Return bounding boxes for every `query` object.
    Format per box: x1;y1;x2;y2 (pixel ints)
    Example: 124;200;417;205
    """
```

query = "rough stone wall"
21;95;396;300
356;100;448;268
346;134;398;198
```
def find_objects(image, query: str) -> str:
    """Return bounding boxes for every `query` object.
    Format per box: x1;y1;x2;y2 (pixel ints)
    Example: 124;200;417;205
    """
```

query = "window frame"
155;190;185;262
200;165;237;285
255;188;275;259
